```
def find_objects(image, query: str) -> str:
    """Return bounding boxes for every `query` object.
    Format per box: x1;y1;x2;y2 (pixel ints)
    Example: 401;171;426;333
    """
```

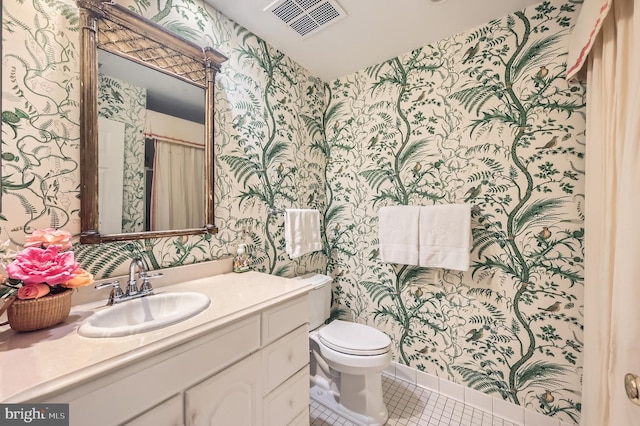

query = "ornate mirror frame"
77;0;227;244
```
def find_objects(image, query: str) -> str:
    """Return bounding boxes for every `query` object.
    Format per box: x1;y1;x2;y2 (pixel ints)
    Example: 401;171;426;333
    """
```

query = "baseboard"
383;361;577;426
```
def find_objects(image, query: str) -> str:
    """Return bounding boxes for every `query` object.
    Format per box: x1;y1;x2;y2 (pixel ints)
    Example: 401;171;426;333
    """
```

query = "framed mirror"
77;0;227;244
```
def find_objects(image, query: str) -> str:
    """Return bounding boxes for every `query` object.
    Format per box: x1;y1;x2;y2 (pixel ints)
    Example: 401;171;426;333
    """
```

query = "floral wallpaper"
1;0;585;422
97;73;146;233
322;1;585;423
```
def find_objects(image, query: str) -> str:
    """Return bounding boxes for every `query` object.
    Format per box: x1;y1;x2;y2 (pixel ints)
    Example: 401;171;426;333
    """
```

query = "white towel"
419;204;471;271
284;209;322;259
378;206;421;266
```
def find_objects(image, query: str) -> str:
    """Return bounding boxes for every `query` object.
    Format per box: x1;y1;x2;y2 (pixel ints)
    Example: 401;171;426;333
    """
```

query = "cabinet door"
125;394;183;426
185;353;261;426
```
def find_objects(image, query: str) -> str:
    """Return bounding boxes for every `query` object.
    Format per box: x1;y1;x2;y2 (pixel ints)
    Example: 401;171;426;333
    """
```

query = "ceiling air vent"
265;0;346;38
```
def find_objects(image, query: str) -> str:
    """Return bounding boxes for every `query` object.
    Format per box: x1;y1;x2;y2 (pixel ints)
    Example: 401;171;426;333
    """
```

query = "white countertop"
0;271;311;402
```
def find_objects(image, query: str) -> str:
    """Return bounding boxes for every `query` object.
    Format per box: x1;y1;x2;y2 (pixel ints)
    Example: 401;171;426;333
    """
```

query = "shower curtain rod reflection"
143;132;205;149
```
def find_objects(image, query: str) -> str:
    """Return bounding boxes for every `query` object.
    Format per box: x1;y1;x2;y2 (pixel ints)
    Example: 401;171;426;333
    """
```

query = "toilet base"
310;383;389;426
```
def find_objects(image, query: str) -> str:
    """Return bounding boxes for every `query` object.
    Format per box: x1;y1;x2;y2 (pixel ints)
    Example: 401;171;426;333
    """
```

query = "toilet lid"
318;320;391;356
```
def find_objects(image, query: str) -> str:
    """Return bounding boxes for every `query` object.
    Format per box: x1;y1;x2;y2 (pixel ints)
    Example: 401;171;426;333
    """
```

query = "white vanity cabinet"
40;294;310;426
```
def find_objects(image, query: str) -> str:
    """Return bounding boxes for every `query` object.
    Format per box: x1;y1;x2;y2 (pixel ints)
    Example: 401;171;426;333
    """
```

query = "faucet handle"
139;272;163;293
95;280;123;305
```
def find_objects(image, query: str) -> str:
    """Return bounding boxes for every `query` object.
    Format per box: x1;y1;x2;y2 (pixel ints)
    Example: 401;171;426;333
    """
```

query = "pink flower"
17;283;51;300
24;228;73;251
6;246;79;286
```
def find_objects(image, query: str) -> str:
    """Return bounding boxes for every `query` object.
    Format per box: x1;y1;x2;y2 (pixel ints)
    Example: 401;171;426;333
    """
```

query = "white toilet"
296;274;392;426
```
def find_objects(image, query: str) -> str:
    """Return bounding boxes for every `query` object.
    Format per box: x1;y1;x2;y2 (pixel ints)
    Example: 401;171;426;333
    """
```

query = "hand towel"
419;204;471;271
284;209;322;259
378;206;421;266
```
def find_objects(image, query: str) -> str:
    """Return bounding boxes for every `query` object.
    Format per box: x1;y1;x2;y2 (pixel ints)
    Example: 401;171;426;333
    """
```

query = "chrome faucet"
127;258;145;296
95;258;163;305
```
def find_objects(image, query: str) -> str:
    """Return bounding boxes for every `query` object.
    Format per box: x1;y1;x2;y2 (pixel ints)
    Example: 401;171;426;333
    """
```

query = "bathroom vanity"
0;270;312;426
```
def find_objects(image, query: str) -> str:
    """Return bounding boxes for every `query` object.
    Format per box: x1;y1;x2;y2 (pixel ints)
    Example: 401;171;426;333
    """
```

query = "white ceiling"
205;0;545;82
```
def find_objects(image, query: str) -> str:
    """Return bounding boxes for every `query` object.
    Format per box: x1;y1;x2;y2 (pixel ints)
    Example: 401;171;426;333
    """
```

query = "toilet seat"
318;320;391;356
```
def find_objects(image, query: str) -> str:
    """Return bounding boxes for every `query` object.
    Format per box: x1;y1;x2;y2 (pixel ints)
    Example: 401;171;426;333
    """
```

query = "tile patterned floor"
310;374;516;426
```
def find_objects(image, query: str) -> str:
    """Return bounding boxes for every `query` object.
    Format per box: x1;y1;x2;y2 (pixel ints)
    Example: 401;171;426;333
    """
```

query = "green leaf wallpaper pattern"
1;0;326;277
2;0;584;422
325;1;584;422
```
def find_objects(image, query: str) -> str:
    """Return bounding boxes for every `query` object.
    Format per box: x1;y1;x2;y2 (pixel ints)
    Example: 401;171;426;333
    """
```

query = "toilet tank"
293;273;333;330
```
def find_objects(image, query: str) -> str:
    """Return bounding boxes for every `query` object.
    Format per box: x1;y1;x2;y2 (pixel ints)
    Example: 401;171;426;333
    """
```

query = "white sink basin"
78;292;211;338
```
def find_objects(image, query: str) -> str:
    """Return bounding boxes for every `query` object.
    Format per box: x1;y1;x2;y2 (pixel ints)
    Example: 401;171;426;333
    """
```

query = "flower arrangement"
0;228;94;301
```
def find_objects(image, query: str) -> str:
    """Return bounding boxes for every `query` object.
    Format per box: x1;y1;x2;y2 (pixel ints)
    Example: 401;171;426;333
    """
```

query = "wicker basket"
6;289;72;332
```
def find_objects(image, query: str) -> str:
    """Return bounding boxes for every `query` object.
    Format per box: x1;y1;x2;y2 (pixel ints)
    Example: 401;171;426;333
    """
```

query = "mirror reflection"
97;50;206;233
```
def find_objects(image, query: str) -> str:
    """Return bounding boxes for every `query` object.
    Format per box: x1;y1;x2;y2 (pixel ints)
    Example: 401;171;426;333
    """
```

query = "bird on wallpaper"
465;328;483;342
536;136;558;150
233;115;247;129
307;193;314;204
368;248;379;261
110;88;124;104
335;165;344;174
414;287;424;298
538;226;552;240
333;120;340;131
543;390;555;404
276;163;284;178
413;162;422;177
415;91;426;102
533;65;549;87
535;66;549;79
464;184;482;202
367;135;379;149
538;301;561;313
462;42;480;64
307;85;315;96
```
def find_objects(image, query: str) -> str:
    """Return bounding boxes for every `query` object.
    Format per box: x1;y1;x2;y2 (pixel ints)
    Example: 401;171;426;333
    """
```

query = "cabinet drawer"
263;324;309;394
289;409;310;426
261;295;308;345
263;368;309;426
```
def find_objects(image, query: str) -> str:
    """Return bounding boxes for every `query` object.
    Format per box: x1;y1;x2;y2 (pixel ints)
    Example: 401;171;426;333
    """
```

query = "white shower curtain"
575;0;640;424
151;138;205;230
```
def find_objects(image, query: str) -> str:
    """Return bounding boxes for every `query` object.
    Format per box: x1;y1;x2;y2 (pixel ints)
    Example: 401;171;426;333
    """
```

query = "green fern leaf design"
264;141;288;167
398;139;429;171
359;169;391;193
362;280;394;306
513;198;565;235
514;360;568;390
453;365;510;398
512;33;563;81
219;155;259;186
449;85;497;115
